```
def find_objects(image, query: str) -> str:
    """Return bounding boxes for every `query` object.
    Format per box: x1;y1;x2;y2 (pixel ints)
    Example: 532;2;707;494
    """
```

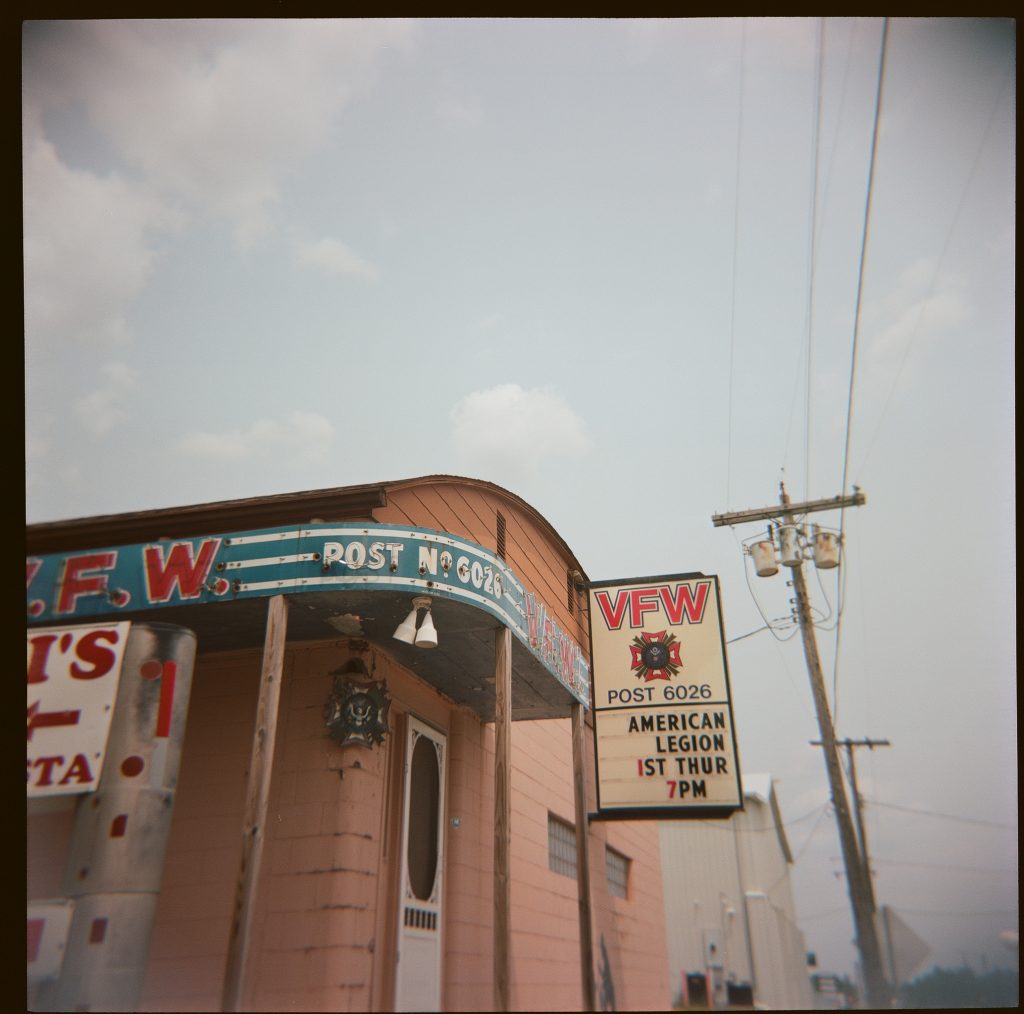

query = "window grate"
496;512;507;561
567;569;575;615
606;847;630;898
547;814;577;879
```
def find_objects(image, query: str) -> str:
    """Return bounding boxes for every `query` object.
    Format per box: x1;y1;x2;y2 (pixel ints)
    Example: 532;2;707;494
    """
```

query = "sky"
23;17;1016;984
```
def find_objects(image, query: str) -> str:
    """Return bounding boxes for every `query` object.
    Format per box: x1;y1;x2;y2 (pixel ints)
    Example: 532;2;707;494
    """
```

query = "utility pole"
812;737;891;912
712;484;891;1009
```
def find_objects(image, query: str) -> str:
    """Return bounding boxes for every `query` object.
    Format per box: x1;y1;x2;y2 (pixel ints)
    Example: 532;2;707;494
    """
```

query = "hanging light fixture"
392;605;420;644
392;596;437;648
414;608;438;648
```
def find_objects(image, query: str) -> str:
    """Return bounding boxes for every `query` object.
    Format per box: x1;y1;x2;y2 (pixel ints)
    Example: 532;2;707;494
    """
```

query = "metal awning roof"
26;478;592;722
103;588;579;722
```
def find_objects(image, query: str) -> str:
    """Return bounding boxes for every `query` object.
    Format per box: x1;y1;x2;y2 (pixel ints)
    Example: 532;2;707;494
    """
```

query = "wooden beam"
493;625;512;1013
572;702;596;1011
221;594;288;1012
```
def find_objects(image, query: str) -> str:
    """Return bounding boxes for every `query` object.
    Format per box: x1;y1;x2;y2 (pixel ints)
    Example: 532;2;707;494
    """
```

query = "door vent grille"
404;906;438;931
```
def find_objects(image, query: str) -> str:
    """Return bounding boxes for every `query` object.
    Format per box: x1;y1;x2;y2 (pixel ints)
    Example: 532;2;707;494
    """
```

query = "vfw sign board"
588;574;742;818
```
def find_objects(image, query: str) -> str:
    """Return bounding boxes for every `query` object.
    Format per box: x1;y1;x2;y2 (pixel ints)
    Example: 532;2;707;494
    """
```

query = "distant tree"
899;965;1019;1008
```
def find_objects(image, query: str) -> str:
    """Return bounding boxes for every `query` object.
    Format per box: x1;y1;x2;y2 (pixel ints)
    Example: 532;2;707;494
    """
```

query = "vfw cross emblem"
628;630;681;682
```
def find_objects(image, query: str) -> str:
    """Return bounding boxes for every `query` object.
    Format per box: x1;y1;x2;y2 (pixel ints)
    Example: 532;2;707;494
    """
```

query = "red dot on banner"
28;600;45;617
120;756;144;777
140;660;163;681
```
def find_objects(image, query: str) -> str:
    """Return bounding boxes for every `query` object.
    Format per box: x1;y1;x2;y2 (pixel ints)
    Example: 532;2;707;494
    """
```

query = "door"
394;716;447;1012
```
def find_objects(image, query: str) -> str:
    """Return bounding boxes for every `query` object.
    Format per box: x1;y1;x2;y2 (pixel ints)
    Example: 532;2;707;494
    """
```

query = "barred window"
566;569;575;615
547;814;577;878
606;847;630;898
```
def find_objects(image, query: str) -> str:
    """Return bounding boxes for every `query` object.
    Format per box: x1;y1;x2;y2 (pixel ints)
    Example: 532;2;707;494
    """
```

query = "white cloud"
176;410;335;463
24;20;415;246
23;130;181;348
296;237;379;281
450;384;590;477
74;361;140;435
864;257;970;375
703;180;725;206
436;95;483;128
25;430;51;496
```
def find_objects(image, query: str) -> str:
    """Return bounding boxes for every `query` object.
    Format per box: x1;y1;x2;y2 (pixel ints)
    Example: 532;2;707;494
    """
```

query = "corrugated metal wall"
658;792;813;1009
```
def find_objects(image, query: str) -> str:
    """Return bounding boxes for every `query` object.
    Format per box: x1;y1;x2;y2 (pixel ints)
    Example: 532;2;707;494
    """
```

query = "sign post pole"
493;625;512;1013
221;594;288;1012
571;702;596;1011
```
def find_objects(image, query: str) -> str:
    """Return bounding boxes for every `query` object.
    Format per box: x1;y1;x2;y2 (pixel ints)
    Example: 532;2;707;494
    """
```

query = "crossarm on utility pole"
711;490;866;528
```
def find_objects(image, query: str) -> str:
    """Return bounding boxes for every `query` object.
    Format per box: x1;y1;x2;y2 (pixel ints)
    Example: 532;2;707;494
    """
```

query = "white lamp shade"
393;608;420;644
414;610;438;648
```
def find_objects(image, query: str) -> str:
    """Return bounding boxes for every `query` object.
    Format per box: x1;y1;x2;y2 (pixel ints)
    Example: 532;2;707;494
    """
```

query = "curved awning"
27;522;590;721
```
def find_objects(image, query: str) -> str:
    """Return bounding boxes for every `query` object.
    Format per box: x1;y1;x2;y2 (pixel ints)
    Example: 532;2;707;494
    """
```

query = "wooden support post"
571;702;596;1012
221;595;288;1012
493;625;512;1013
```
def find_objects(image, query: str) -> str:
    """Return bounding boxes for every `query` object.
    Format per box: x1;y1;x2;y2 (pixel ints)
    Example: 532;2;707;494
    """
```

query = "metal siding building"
658;773;814;1010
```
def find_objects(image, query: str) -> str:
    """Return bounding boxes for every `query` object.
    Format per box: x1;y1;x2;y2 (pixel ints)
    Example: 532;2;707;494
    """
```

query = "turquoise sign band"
27;523;590;706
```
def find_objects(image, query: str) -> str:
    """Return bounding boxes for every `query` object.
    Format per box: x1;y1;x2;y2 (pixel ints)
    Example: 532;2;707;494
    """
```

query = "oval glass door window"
407;733;440;900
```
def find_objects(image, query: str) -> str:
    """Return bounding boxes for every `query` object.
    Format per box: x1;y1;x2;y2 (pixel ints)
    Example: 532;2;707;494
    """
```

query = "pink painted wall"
28;478;672;1010
124;637;670;1011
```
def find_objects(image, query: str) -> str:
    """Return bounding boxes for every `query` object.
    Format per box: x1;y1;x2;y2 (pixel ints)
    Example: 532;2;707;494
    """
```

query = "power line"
725;19;747;508
698;801;828;833
838;16;888;507
855;57;1014;478
800;906;849;922
833;17;889;726
804;17;826;502
763;802;832;898
864;798;1016;830
872;858;1016;876
898;908;1019;919
726;625;771;644
829;856;1015;876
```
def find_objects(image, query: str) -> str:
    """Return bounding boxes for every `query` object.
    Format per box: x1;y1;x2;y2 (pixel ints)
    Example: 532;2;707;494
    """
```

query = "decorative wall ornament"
323;661;390;748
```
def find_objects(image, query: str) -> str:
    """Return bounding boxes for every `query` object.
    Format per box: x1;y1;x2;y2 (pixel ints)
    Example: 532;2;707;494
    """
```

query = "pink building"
27;475;671;1011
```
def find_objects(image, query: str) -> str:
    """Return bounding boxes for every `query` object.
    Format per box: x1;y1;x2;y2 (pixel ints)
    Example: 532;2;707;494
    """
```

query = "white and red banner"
27;623;131;797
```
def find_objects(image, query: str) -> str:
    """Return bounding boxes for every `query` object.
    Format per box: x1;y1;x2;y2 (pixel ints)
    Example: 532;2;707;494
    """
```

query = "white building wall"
659;819;748;1004
658;776;813;1010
